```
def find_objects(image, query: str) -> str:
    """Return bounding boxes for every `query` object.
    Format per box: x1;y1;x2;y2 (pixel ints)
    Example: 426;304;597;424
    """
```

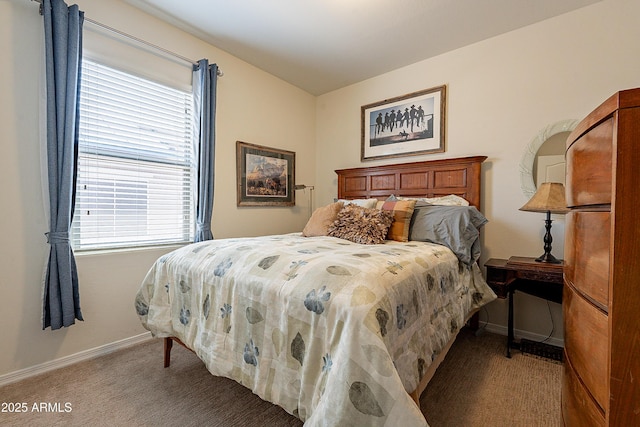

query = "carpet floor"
0;329;562;427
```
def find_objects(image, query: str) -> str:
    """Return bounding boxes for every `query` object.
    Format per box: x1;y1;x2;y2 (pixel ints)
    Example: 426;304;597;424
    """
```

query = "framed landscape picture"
236;141;295;206
361;85;446;161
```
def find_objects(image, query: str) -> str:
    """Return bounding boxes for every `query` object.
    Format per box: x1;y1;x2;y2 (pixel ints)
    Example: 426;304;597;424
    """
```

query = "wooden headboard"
335;156;487;210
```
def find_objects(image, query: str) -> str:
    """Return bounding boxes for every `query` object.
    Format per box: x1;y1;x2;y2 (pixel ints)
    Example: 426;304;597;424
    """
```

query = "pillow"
335;198;378;209
302;202;344;237
409;205;488;265
376;199;417;242
387;194;470;206
327;204;394;244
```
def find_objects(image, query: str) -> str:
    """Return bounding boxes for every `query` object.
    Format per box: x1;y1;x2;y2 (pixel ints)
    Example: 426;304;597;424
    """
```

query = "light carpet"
0;329;562;427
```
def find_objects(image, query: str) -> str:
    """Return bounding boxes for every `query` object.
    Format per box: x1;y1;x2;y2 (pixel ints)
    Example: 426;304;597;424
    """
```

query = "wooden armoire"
562;88;640;426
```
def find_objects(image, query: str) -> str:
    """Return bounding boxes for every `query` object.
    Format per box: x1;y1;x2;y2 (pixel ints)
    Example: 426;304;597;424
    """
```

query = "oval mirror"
519;119;579;199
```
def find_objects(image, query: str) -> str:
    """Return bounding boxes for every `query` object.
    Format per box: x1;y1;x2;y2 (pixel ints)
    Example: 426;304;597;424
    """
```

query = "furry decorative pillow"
302;202;344;237
376;199;417;242
327;204;394;244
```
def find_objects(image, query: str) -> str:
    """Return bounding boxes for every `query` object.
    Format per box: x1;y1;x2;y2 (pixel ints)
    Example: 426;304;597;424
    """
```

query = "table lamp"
519;182;569;263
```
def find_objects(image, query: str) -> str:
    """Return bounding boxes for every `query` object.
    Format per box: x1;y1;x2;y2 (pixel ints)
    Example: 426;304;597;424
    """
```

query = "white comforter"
135;233;496;426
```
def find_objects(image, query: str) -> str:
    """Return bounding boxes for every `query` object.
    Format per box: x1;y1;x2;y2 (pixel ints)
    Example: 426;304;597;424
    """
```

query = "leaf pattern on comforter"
135;233;496;427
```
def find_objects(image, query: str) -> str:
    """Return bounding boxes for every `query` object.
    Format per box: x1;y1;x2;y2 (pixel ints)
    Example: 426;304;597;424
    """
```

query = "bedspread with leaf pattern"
135;233;496;426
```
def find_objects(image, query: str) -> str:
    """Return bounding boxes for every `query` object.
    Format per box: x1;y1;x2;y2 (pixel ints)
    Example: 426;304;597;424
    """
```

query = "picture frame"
236;141;295;207
361;85;446;161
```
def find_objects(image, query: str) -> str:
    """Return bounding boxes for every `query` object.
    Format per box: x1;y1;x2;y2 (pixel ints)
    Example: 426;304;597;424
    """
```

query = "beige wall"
315;0;640;343
0;0;315;378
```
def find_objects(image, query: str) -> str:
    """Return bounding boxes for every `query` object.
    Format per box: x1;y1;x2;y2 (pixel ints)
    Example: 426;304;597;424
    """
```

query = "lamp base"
534;211;562;264
535;252;562;264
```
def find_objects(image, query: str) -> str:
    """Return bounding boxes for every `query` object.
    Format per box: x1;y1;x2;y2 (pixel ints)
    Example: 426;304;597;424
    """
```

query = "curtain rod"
30;0;223;77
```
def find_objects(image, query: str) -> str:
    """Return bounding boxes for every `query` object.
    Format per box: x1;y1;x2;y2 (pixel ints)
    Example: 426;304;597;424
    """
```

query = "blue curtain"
42;0;84;330
192;60;218;242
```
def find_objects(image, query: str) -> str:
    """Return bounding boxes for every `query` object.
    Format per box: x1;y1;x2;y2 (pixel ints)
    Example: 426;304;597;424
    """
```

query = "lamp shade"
519;182;569;214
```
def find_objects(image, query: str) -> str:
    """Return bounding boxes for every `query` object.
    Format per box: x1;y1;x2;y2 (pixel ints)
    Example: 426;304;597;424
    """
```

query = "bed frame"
163;155;487;406
335;155;486;209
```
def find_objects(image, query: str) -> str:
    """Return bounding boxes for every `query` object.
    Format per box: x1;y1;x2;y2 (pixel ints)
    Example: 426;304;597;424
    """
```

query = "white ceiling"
124;0;600;95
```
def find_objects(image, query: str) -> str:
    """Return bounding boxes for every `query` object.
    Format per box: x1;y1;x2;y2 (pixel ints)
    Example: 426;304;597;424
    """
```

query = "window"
71;59;195;250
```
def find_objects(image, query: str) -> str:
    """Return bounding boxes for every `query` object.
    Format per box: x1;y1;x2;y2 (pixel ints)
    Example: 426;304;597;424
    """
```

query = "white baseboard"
481;322;564;348
0;332;153;387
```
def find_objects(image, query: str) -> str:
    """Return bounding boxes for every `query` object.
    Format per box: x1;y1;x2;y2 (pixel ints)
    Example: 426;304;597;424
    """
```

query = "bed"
135;156;496;427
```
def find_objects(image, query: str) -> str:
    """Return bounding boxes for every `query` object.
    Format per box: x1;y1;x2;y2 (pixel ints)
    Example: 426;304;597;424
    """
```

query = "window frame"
71;59;196;252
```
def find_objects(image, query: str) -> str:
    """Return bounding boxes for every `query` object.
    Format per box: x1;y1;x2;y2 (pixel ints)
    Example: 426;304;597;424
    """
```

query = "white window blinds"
72;59;195;251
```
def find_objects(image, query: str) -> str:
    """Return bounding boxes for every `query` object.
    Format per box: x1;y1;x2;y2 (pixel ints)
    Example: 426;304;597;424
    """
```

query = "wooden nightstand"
484;256;563;358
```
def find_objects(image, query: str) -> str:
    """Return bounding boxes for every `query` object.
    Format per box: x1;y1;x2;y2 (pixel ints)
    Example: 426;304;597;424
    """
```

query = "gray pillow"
409;205;488;265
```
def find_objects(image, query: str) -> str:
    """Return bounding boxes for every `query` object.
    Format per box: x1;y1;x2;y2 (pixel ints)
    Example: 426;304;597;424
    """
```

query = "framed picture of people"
361;85;446;161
